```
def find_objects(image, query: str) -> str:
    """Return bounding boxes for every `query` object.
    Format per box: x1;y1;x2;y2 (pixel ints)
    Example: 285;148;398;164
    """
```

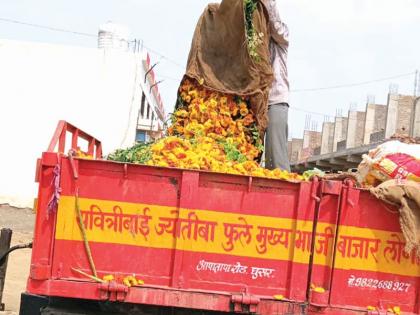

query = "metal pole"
149;80;164;94
0;228;12;311
144;62;159;83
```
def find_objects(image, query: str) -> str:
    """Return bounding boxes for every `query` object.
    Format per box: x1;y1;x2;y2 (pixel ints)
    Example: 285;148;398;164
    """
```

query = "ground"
0;204;34;315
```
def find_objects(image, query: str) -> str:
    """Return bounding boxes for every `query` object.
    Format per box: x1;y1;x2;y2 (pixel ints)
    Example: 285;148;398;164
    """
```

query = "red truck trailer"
20;121;420;315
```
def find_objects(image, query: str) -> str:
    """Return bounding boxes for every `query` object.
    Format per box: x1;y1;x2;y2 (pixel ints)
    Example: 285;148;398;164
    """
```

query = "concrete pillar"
320;122;334;154
412;98;420;137
346;111;366;148
363;103;376;145
385;93;399;138
303;131;310;149
333;117;348;151
363;103;387;144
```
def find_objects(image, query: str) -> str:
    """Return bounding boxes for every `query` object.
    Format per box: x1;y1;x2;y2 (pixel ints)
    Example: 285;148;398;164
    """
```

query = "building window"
147;103;150;119
140;92;146;118
136;130;146;143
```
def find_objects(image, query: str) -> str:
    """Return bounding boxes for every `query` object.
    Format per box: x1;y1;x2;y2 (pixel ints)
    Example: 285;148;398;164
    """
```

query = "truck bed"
25;122;420;314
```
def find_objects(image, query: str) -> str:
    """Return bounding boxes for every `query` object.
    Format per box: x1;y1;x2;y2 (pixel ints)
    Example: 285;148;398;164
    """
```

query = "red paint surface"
27;125;420;314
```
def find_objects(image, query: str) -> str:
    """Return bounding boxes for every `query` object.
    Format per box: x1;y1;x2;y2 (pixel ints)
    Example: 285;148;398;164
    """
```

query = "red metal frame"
47;120;102;158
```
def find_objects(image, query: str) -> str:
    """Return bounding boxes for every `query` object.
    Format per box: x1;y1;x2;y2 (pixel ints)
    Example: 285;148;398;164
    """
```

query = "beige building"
289;91;419;167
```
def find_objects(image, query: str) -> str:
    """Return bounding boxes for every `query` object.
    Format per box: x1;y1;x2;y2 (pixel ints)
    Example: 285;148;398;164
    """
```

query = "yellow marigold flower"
176;109;188;118
198;102;207;113
209;111;218;121
208;98;218;108
188;89;199;99
236;121;244;132
221;116;231;128
313;287;325;293
128;79;305;181
102;275;114;282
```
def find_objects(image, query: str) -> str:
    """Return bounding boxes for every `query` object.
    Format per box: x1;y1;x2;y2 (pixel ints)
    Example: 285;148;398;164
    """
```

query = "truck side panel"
28;156;326;313
329;185;420;314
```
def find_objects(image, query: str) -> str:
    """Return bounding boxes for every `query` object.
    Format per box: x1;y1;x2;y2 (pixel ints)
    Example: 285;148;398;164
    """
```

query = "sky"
0;0;419;138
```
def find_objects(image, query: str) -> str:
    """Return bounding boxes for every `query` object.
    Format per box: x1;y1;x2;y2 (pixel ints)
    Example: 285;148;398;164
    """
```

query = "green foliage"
249;124;264;152
234;95;244;104
107;142;152;164
244;0;263;62
221;140;247;163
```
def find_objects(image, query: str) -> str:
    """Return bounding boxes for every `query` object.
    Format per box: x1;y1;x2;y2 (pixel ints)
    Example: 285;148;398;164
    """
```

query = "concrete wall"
374;105;387;134
294;93;418;165
412;98;420;137
303;130;322;150
300;130;322;160
0;39;164;207
333;117;348;151
396;95;415;135
363;103;386;144
321;122;334;154
370;130;386;143
290;138;304;163
337;140;347;151
385;93;416;137
346;111;366;148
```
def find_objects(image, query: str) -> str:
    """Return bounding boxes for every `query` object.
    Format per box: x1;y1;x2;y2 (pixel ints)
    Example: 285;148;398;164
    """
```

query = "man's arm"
265;0;289;48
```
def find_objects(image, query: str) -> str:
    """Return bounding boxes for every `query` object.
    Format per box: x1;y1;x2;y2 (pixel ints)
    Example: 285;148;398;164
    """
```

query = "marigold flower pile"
108;79;303;181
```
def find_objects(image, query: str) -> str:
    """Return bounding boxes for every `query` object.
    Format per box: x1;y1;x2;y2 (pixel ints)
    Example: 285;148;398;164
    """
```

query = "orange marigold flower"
243;114;254;126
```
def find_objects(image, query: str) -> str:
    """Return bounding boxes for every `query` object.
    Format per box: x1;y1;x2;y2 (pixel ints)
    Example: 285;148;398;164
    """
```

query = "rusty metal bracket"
231;293;260;313
98;281;128;302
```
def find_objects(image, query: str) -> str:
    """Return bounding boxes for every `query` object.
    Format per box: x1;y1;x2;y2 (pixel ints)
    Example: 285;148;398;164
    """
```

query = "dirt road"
0;205;34;314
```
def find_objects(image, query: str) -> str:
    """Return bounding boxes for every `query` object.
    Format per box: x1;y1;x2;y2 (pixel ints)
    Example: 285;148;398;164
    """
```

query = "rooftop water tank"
98;22;130;51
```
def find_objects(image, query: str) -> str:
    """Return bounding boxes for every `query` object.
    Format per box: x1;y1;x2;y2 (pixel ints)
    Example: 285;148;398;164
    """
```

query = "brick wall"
303;130;322;150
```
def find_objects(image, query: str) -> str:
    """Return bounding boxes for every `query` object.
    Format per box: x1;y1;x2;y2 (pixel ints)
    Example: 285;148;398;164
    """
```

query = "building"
290;88;419;172
0;23;167;207
300;130;322;161
136;53;166;143
98;22;165;144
